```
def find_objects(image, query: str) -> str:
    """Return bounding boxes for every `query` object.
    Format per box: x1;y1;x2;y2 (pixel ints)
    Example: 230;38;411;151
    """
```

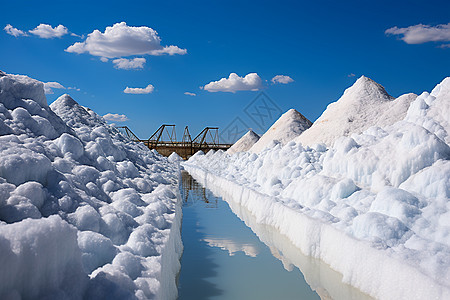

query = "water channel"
177;171;373;300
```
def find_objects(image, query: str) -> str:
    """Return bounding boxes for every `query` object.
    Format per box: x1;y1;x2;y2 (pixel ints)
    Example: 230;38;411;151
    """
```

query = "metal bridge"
117;125;232;159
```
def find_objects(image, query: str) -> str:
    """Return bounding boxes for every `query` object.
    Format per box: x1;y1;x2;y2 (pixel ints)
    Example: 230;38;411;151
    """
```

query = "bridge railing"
116;125;232;159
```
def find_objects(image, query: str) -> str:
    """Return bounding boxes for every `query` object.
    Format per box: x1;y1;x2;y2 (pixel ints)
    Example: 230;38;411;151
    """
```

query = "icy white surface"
184;76;450;300
249;108;312;153
296;76;417;147
0;72;182;299
167;152;182;163
227;130;260;155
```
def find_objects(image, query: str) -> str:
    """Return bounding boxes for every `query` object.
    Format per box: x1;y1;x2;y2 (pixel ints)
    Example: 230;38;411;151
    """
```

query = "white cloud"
184;92;196;96
203;73;262;93
44;81;65;94
68;86;81;91
385;23;450;44
271;75;294;84
103;113;129;122
29;24;68;39
66;22;186;58
4;24;28;37
348;73;356;77
44;81;80;94
113;58;146;70
100;57;109;62
124;84;154;94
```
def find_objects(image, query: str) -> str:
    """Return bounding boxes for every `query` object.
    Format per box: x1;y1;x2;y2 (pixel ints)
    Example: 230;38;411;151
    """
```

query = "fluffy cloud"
385;23;450;44
66;22;186;58
44;82;65;94
103;113;129;122
203;73;262;93
271;75;294;84
184;92;196;96
124;84;154;94
43;82;80;94
113;58;146;70
4;24;28;37
29;24;68;38
68;86;81;91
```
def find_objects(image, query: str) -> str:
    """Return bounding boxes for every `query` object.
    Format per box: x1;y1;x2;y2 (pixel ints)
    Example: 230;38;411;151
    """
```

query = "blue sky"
1;0;449;142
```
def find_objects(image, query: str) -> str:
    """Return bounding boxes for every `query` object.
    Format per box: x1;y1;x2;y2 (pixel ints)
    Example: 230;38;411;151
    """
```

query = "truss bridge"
117;124;232;159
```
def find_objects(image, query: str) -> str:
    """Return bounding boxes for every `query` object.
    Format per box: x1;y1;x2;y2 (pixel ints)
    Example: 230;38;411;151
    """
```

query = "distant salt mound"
249;109;312;153
227;130;260;154
168;151;182;162
296;76;417;147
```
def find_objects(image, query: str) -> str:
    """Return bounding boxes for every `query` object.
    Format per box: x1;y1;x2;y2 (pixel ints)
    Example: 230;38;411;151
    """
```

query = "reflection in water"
199;174;375;300
202;238;259;257
178;171;320;300
181;171;218;208
227;199;375;300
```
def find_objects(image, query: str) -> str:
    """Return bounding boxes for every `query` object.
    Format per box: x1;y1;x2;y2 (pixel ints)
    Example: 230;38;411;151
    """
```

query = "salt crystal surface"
227;130;260;154
0;72;182;299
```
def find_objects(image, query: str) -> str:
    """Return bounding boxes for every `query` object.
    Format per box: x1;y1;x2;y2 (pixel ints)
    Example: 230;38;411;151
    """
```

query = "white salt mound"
296;76;417;147
168;152;182;163
249;108;312;153
227;130;260;154
184;76;450;300
0;72;182;299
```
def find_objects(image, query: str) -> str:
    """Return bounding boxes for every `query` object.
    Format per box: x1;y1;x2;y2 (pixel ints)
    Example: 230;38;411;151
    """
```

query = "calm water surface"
177;171;373;300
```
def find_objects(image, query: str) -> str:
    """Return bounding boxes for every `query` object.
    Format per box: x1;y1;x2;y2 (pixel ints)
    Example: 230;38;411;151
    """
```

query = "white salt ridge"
249;108;312;153
227;130;260;154
184;76;450;300
296;76;417;147
404;77;450;144
0;72;182;299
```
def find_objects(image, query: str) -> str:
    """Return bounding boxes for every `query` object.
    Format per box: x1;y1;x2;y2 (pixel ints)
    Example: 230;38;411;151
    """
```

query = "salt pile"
249;108;312;153
227;130;260;154
0;72;182;299
167;152;183;163
296;76;417;147
184;76;450;300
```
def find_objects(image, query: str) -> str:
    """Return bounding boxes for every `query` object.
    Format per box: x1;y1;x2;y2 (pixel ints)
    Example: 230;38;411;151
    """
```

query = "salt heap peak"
342;75;394;103
168;151;183;162
296;75;417;147
50;94;105;128
249;108;312;153
227;130;260;154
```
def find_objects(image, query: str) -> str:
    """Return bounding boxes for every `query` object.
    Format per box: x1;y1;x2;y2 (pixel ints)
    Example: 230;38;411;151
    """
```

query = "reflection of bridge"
117;124;232;159
181;170;218;208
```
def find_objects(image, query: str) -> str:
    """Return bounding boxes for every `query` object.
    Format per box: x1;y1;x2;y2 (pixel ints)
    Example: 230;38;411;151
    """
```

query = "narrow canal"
177;171;373;300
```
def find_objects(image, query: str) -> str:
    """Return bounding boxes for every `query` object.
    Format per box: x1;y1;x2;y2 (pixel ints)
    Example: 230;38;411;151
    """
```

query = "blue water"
177;171;320;300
